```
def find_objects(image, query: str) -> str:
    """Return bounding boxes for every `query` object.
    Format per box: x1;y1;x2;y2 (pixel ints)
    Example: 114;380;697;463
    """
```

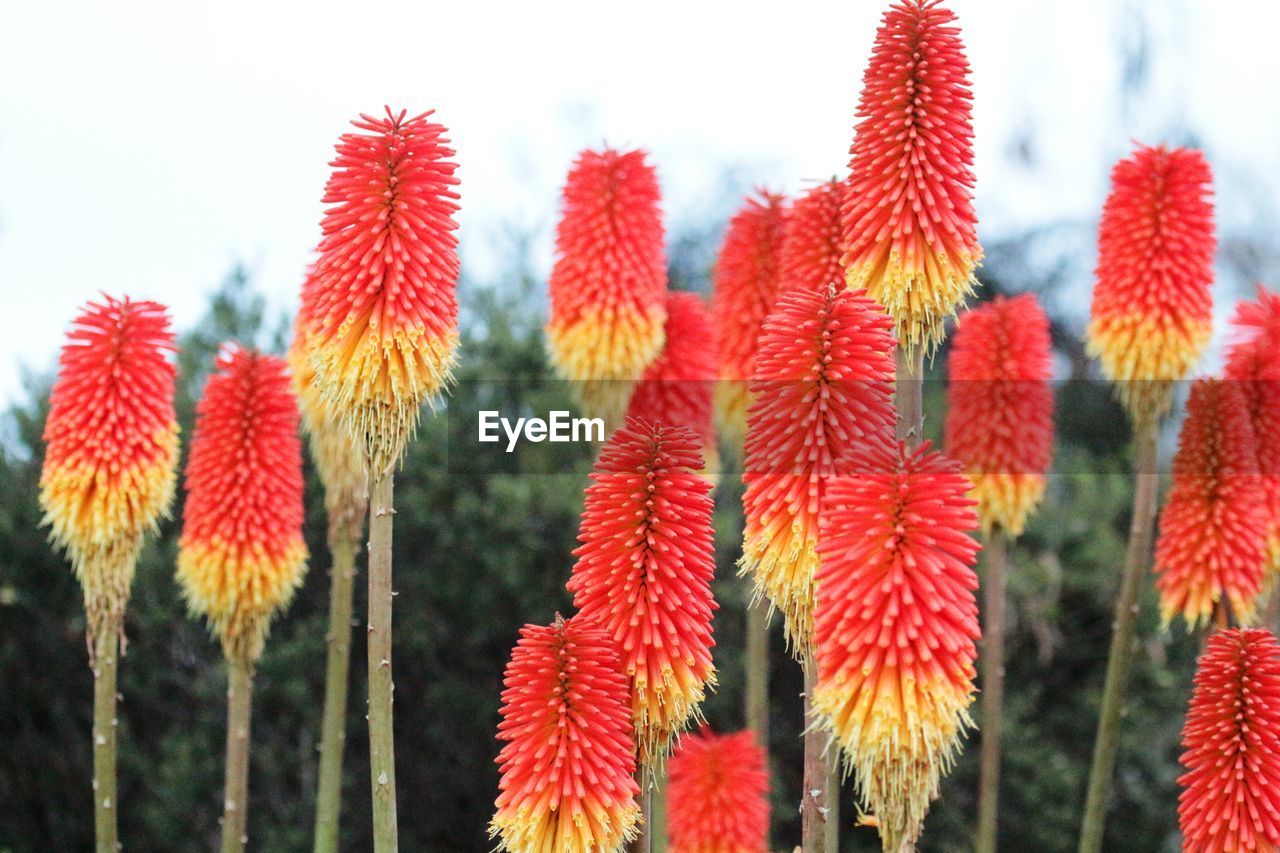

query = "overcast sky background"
3;0;1279;402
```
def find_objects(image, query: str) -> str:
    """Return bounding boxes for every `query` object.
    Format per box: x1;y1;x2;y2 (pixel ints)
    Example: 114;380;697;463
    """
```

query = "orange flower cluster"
1178;628;1280;852
780;179;845;295
1087;145;1216;424
625;292;719;476
302;107;461;470
40;295;178;642
944;294;1054;536
842;0;980;357
491;616;640;853
667;729;770;853
1155;380;1268;630
547;148;668;422
712;191;787;447
567;419;717;763
740;284;895;655
814;440;980;851
1226;285;1280;578
177;348;308;664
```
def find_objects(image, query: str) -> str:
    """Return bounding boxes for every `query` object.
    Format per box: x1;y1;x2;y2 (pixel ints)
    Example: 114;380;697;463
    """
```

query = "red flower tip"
740;284;896;656
40;295;178;639
944;294;1054;536
490;616;641;852
304;107;461;470
1178;628;1280;852
814;439;981;851
547;147;668;421
567;418;717;764
177;347;308;663
667;729;770;853
1087;144;1216;424
1225;285;1280;578
1155;379;1268;630
781;178;846;295
841;0;980;357
625;291;719;476
712;190;788;446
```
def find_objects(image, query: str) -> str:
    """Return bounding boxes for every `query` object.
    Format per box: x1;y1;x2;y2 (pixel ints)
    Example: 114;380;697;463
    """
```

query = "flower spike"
626;291;719;477
1178;628;1280;852
40;295;179;644
740;284;896;656
944;294;1054;536
712;190;787;447
1225;285;1280;580
1155;379;1268;630
1087;145;1215;425
567;419;718;764
177;347;308;664
842;0;981;358
304;107;461;472
814;440;981;851
491;616;641;853
547;147;668;422
667;729;770;853
780;178;846;295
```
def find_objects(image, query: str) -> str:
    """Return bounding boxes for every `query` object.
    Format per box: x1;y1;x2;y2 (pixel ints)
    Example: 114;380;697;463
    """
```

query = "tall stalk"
1078;419;1160;853
801;657;833;853
367;468;399;851
744;599;770;746
313;531;360;853
91;624;120;853
221;657;255;853
650;768;668;853
975;529;1008;853
633;768;653;853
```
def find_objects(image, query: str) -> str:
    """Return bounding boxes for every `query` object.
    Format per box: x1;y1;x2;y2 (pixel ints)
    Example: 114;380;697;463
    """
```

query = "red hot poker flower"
40;295;178;641
626;291;719;476
944;294;1054;536
546;147;668;421
841;0;981;357
1178;628;1280;852
667;729;770;853
304;107;461;471
780;178;846;295
1226;285;1280;578
177;347;308;664
814;440;981;851
490;616;640;853
567;419;717;764
1087;145;1216;425
712;191;787;447
1155;379;1268;630
740;284;896;656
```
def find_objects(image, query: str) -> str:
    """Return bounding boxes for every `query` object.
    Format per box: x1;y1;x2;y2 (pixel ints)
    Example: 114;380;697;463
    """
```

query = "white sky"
3;0;1279;400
